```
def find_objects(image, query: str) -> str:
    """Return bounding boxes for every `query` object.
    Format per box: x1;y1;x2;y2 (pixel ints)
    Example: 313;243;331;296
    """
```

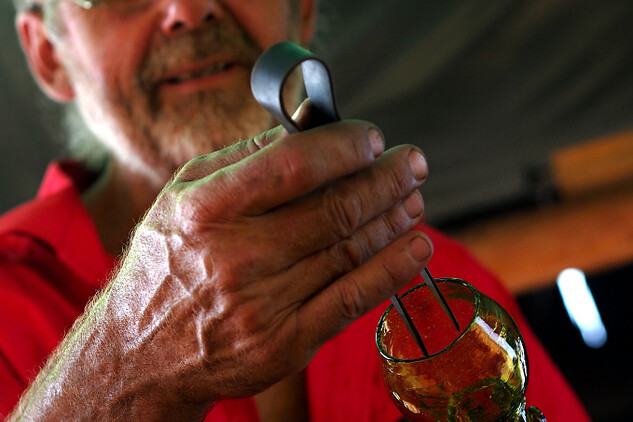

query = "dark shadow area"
518;263;633;421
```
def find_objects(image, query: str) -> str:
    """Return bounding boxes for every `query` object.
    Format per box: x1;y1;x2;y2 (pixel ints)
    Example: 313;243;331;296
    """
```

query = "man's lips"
163;63;233;84
151;57;253;97
159;58;250;86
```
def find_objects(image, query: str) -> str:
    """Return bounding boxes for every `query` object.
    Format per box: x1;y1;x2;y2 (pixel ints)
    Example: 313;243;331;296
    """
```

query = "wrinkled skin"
10;109;432;420
11;0;431;418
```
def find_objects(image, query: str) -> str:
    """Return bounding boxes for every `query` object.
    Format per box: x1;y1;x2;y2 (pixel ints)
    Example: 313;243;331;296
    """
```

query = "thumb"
174;99;324;183
173;120;288;184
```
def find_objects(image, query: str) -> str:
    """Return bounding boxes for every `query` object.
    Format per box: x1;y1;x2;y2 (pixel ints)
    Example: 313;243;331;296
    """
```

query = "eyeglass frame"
74;0;95;8
71;0;95;8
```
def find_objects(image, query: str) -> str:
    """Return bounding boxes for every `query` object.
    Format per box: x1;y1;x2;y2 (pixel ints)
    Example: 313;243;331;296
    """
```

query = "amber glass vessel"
376;278;546;421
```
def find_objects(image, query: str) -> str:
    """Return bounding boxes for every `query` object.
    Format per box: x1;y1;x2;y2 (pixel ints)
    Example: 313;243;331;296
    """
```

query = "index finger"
173;125;286;184
202;120;385;217
173;100;322;183
297;230;433;351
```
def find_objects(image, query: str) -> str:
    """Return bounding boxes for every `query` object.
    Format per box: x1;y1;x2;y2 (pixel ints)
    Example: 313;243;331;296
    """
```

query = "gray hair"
13;0;43;13
11;0;105;167
12;0;328;170
62;103;111;171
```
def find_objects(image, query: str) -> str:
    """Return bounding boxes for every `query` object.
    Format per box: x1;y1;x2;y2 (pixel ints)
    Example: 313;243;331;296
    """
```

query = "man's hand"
11;116;432;421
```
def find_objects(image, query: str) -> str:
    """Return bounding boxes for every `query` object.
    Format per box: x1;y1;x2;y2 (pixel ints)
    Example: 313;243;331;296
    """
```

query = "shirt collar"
0;161;117;288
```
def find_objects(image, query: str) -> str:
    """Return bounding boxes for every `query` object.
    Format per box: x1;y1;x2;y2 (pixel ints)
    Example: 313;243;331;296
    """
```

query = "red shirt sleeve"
0;238;85;418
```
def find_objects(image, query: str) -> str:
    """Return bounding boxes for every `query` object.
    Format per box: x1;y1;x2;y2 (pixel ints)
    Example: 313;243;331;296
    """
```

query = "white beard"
60;18;301;186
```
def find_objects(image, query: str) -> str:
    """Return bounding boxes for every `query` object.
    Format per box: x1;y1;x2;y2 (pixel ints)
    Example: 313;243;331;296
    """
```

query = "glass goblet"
376;278;546;421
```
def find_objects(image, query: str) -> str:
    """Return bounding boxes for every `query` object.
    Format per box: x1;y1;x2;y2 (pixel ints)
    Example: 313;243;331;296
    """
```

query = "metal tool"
250;41;460;356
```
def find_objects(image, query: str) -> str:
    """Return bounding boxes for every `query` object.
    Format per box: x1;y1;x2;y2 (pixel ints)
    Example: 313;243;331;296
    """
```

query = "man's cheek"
220;0;293;49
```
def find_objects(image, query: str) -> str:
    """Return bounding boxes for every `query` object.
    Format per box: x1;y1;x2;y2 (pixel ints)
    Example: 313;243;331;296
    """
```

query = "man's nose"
160;0;225;35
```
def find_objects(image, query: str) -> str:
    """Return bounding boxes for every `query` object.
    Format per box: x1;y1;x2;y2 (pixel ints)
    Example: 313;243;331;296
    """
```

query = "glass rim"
375;277;480;363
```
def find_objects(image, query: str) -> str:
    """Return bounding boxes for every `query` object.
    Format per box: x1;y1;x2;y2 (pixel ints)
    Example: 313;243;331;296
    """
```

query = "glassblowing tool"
250;42;460;355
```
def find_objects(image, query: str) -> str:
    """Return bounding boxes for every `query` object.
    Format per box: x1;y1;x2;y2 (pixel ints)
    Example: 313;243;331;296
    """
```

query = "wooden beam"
449;132;633;294
552;131;633;197
449;185;633;293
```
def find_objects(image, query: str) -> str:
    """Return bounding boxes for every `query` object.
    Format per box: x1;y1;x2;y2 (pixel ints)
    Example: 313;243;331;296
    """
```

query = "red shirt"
0;162;590;421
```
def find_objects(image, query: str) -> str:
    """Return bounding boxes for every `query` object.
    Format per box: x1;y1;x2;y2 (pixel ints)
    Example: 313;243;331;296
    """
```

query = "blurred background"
2;0;633;419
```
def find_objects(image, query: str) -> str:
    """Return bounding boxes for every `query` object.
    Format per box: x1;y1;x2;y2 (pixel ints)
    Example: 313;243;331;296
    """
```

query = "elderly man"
1;0;589;420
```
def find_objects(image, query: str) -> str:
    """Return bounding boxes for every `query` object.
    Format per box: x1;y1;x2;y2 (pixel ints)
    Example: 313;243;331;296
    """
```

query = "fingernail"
402;190;423;218
367;127;384;157
409;235;433;263
408;149;428;181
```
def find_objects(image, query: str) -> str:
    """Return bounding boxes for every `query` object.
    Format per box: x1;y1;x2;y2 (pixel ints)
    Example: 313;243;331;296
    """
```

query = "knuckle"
213;257;250;292
143;184;182;224
282;150;312;187
377;260;400;290
382;205;413;239
334;278;366;321
252;126;282;150
388;166;412;198
213;268;238;293
385;146;417;193
325;190;363;238
216;139;256;165
266;145;314;191
332;238;364;272
174;154;212;183
245;137;265;156
345;125;374;164
148;181;209;228
210;293;265;340
233;303;266;338
189;172;237;220
366;214;401;252
170;185;212;228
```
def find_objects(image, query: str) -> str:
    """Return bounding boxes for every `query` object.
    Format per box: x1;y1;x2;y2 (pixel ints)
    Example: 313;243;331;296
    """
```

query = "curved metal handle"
250;42;460;357
250;41;340;133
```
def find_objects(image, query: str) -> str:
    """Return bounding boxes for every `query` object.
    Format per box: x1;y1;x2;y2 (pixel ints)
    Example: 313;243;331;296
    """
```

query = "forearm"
7;120;432;421
8;280;212;421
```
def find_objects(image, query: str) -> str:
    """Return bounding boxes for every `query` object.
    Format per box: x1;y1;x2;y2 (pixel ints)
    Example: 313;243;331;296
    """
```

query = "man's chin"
154;108;275;163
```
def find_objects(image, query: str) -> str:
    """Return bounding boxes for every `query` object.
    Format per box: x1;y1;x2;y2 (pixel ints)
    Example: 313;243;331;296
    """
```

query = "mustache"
138;23;263;91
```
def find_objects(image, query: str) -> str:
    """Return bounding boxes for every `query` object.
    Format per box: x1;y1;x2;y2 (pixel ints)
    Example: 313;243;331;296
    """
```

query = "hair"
62;104;112;171
12;0;27;12
11;0;329;170
12;0;107;168
13;0;43;13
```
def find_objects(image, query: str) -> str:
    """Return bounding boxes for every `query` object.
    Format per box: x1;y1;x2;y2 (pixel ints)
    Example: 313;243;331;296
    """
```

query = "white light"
557;268;607;349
